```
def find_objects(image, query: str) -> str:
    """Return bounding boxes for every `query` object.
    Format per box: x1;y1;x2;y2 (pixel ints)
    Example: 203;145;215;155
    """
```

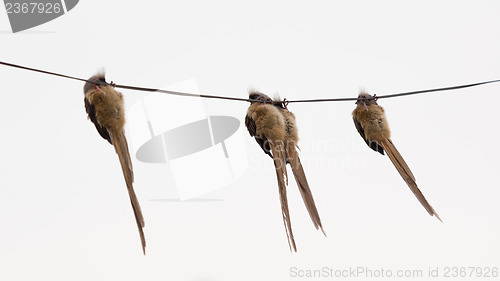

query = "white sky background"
1;1;500;280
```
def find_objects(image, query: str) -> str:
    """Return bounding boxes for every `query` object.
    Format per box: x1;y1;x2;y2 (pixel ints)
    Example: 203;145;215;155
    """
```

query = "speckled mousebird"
245;91;325;251
352;91;441;221
84;73;146;254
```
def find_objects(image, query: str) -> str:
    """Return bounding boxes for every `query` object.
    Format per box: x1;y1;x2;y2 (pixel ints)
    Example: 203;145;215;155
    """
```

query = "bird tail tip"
320;227;327;237
434;213;443;223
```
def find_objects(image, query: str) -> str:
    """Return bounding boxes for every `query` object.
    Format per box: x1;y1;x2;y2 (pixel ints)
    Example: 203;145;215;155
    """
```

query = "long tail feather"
286;145;326;236
271;141;296;252
111;130;147;254
381;139;441;222
386;139;415;181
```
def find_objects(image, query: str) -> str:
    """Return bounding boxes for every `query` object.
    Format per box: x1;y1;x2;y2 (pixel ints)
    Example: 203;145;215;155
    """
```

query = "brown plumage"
245;91;325;251
352;91;441;221
84;73;146;254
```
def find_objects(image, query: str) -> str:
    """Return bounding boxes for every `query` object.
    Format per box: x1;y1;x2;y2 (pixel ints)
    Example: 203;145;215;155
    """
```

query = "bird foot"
373;94;381;108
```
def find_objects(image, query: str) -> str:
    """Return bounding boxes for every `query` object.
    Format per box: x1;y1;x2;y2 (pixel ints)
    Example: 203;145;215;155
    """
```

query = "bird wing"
271;141;296;252
353;115;385;155
84;96;112;144
380;138;441;221
245;114;273;159
286;145;325;236
110;130;147;253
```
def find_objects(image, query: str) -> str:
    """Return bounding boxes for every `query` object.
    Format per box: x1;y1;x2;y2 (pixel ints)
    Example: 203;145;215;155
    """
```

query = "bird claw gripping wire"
282;98;290;110
259;97;266;106
109;81;121;96
373;94;380;105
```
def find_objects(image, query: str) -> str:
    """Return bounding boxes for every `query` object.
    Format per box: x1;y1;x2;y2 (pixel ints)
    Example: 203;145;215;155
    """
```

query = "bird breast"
86;86;126;131
247;103;286;142
354;104;391;141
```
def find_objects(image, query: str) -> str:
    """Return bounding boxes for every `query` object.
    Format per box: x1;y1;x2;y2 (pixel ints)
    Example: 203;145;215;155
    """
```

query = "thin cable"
0;61;252;102
115;84;251;102
1;61;499;103
0;61;108;86
377;79;500;99
288;79;500;103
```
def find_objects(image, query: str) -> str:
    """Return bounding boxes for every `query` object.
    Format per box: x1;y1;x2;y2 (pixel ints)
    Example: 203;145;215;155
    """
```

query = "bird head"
83;72;107;94
248;91;273;104
356;91;377;110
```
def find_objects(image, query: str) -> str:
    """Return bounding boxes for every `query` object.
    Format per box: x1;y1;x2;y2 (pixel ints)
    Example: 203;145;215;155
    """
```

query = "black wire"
2;61;499;104
0;61;108;86
288;79;500;103
377;79;500;99
116;84;252;102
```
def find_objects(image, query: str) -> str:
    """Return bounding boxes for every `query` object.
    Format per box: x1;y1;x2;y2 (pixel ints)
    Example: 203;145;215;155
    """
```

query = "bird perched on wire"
83;73;146;254
352;91;441;221
245;91;325;251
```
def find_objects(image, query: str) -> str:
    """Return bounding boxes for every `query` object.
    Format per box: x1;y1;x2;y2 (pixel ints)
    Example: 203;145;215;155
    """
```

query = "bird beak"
94;84;106;95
